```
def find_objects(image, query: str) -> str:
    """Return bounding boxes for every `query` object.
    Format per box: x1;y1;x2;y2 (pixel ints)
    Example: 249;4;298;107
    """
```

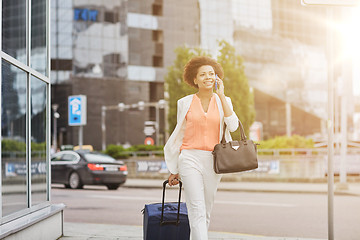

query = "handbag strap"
220;120;247;143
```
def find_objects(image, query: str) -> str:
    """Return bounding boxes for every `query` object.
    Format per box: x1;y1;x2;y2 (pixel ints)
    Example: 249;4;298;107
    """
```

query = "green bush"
104;144;165;159
2;139;26;152
127;144;164;152
1;140;47;157
257;135;314;149
2;139;48;152
104;144;131;159
31;142;46;151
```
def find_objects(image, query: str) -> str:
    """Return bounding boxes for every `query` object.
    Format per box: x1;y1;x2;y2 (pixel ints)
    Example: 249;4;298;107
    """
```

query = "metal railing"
117;148;360;158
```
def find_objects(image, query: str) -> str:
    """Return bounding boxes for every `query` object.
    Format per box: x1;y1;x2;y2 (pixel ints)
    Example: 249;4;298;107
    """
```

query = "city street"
51;183;360;240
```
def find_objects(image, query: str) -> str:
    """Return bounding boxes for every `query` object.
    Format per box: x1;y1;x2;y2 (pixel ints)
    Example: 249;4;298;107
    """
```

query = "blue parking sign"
69;95;87;126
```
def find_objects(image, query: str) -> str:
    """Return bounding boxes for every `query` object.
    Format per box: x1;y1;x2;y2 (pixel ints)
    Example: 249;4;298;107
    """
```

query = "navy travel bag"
143;180;190;240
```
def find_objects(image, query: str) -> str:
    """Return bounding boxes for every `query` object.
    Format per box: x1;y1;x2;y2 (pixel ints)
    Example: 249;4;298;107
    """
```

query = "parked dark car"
51;150;127;190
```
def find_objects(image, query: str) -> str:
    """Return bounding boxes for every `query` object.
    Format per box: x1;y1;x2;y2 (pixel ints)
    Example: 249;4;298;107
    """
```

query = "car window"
83;153;116;163
61;153;79;161
51;155;62;161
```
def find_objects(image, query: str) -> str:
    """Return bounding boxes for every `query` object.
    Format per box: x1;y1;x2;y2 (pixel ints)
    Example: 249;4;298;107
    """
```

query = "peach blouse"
180;94;220;151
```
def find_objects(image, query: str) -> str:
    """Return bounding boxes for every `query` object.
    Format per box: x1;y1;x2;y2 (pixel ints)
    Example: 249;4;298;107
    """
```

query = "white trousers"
178;149;222;240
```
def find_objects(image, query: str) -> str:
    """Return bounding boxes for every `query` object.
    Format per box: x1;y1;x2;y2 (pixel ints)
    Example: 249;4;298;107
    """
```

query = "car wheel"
69;172;83;189
106;184;120;190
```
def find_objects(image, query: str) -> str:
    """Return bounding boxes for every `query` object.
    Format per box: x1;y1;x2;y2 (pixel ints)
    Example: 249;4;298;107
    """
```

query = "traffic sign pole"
326;7;335;240
79;125;83;150
68;95;87;150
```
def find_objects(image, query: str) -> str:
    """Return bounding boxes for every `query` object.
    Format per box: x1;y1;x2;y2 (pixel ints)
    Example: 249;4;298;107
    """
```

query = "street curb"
217;188;360;197
123;185;360;197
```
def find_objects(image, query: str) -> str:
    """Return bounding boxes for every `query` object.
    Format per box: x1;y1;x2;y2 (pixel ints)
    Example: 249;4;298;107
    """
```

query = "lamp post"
101;100;166;150
157;99;166;145
300;2;359;240
137;99;166;145
101;103;128;151
101;106;106;151
52;104;59;153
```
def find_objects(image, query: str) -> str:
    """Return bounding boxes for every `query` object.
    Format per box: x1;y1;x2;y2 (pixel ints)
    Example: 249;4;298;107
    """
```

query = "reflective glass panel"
31;76;47;205
31;0;47;76
2;0;27;64
1;60;27;216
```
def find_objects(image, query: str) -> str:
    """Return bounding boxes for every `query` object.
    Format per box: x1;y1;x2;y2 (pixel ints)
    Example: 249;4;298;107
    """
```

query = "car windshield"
83;152;116;163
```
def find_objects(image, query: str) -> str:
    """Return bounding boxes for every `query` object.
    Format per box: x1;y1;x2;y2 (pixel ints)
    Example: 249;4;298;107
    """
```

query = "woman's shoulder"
214;94;232;102
178;94;194;103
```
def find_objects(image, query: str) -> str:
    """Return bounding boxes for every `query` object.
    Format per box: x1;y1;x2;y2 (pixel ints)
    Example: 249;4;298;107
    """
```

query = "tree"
165;46;210;134
217;40;255;139
165;41;255;139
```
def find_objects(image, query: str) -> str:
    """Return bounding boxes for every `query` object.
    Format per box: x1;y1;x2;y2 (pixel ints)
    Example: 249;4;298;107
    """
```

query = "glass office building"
1;0;63;238
51;0;201;149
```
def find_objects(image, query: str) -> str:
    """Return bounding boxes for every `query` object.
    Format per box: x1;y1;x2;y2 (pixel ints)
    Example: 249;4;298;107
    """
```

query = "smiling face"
194;65;216;90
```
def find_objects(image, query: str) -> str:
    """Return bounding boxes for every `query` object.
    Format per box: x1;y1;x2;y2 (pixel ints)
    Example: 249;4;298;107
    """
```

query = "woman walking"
164;56;239;239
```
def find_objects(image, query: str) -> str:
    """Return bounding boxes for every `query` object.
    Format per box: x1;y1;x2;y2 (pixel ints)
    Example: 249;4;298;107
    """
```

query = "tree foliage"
165;46;210;133
217;40;255;139
165;41;255;139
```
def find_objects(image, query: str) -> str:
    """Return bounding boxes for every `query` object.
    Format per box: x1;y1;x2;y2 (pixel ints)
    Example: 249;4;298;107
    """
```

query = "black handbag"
212;120;259;174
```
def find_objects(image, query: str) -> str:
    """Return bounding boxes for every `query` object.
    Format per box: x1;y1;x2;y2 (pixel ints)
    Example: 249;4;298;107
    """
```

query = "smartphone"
215;74;218;90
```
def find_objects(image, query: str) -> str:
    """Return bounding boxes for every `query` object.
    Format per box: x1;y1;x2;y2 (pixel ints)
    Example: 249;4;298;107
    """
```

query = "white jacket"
164;94;239;174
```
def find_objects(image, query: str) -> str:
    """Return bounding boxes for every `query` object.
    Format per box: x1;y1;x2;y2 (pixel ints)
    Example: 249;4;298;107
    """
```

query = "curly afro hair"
183;56;224;89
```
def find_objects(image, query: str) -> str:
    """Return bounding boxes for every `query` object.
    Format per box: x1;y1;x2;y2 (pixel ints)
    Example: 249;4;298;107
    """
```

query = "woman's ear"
193;78;197;85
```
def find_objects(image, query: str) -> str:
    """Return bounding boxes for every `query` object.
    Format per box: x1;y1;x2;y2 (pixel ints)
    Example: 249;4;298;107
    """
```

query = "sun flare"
338;7;360;60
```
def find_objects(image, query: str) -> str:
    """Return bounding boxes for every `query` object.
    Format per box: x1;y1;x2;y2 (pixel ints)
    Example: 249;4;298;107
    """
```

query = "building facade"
51;0;354;149
232;0;355;140
51;0;201;149
1;0;64;238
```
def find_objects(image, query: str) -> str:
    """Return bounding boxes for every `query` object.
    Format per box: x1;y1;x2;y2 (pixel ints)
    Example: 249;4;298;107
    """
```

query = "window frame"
0;0;51;224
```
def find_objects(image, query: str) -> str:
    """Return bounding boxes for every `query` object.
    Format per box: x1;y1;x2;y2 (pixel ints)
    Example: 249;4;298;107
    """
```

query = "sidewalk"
60;222;326;240
123;178;360;196
59;179;359;240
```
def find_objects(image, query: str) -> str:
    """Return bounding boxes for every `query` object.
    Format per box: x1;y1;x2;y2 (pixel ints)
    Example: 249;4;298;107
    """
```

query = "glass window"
61;153;79;162
1;60;27;217
31;0;47;76
83;153;116;163
2;0;27;64
31;76;47;206
51;155;62;161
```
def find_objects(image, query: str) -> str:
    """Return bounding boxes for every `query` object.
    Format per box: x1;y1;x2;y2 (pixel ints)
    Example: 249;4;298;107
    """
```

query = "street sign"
68;95;87;126
145;121;156;126
144;137;154;145
144;126;155;136
301;0;360;6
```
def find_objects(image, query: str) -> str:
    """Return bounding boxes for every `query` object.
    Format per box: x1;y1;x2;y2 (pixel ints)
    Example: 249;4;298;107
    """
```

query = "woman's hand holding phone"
215;74;218;91
214;74;225;96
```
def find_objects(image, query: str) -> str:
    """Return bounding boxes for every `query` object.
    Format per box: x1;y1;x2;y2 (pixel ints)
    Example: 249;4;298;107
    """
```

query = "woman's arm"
167;99;183;186
216;77;239;132
218;93;232;117
215;77;232;117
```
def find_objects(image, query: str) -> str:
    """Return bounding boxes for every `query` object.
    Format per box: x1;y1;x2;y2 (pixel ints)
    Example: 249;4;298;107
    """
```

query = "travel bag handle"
160;180;182;226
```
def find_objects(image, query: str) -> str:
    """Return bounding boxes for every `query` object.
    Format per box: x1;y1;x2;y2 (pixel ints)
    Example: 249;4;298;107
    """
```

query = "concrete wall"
1;204;65;240
122;151;360;182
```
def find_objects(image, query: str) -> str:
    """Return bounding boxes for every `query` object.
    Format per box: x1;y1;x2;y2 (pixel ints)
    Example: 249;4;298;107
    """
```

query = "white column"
340;92;347;184
326;7;335;240
101;106;106;151
286;102;291;137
